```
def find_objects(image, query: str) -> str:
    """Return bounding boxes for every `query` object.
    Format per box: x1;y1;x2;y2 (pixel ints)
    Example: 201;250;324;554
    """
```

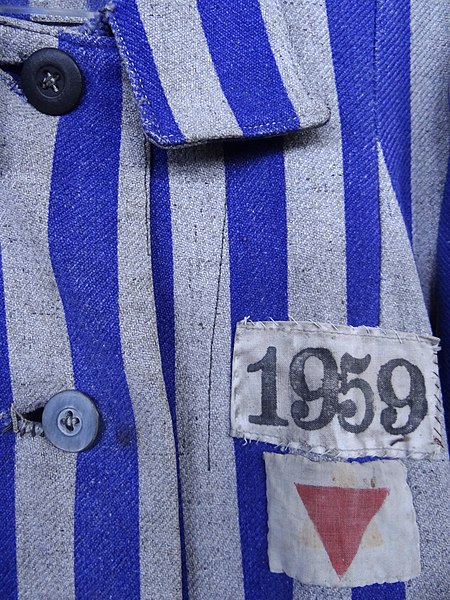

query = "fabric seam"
238;319;440;346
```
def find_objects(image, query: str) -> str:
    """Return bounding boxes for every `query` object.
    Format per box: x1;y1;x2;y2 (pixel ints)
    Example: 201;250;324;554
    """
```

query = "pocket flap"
108;0;330;148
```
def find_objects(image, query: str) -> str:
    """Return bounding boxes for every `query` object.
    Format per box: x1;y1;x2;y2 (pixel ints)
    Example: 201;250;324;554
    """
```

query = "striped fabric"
108;0;330;147
0;1;449;600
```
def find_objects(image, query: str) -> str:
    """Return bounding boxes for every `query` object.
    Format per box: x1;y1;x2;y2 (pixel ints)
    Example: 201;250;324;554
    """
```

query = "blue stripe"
0;247;18;600
225;138;292;600
326;2;404;599
198;0;299;137
377;0;412;240
353;583;406;600
87;0;104;9
48;35;140;599
149;147;188;599
436;154;450;447
326;0;381;330
109;0;184;147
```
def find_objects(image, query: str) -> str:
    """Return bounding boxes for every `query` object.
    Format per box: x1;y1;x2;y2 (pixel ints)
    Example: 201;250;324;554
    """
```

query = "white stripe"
284;1;347;327
117;74;182;599
135;0;242;143
29;0;92;22
377;144;450;600
260;0;330;129
410;0;450;307
293;587;352;600
1;83;76;599
282;1;350;596
378;143;431;335
168;144;244;599
31;0;89;9
405;459;450;599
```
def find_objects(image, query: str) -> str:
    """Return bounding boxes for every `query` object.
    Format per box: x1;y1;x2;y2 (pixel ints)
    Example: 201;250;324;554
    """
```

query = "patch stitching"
231;319;444;458
264;454;421;587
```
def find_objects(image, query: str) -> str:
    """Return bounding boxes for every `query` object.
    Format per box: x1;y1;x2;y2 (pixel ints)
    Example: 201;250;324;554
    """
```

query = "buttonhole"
1;63;22;82
0;63;24;96
21;406;44;423
3;405;45;437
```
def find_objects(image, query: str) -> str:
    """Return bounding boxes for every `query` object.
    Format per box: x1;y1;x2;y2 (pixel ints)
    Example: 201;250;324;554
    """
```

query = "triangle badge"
295;484;389;577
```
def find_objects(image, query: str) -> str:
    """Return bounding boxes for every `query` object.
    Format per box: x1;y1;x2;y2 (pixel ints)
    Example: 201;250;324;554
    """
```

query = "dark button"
42;390;99;452
21;48;83;116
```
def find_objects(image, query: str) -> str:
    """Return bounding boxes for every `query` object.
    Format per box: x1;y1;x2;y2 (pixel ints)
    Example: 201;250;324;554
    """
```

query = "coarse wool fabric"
0;22;77;600
0;2;449;600
410;0;450;310
108;0;330;146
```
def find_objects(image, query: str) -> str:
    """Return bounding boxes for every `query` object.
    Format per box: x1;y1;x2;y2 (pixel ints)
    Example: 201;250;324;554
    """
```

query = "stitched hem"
232;430;446;460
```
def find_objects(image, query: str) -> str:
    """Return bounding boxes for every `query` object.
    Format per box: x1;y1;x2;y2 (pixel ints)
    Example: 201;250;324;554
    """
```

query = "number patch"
231;321;443;458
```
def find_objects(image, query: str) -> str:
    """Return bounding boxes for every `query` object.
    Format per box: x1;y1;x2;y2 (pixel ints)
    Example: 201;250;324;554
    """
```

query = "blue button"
42;390;99;452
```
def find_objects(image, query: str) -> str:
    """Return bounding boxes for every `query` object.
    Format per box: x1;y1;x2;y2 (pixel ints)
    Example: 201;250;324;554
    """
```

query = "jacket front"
0;1;449;599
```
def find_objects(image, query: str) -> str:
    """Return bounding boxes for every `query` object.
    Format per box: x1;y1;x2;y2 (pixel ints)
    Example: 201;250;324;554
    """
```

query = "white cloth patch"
231;321;444;458
264;453;420;587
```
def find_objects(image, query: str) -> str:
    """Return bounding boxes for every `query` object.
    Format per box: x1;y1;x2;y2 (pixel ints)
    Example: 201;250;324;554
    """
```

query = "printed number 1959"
247;347;428;435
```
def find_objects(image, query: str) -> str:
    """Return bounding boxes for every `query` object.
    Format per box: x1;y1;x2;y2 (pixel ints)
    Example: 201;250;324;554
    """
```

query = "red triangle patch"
295;484;389;577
